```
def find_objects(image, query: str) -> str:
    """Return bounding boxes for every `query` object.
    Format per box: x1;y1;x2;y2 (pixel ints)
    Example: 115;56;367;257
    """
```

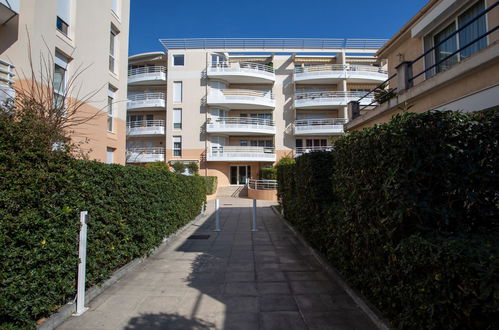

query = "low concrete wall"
248;188;278;201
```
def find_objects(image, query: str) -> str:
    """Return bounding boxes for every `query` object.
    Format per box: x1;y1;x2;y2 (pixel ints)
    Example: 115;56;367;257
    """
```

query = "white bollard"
214;199;221;231
75;211;89;316
252;199;257;232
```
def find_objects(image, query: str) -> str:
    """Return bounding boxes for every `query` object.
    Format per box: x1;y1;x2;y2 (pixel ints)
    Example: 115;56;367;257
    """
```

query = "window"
106;147;115;164
173;54;184;66
173;81;182;103
429;1;487;75
173;136;182;156
109;26;118;73
240;140;248;147
54;51;69;110
173;108;182;129
107;86;117;132
56;0;71;35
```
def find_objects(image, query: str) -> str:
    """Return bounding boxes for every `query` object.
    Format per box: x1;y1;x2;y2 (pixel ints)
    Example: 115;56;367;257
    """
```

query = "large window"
107;86;117;132
109;26;118;73
173;136;182;156
53;51;69;110
173;81;182;103
430;1;487;74
173;108;182;129
56;0;71;36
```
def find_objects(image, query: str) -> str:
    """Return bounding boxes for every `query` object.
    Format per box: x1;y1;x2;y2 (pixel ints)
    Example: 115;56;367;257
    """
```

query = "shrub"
186;162;199;175
276;156;295;167
145;161;170;171
171;162;186;174
259;167;277;180
0;114;206;328
201;176;218;195
277;110;498;329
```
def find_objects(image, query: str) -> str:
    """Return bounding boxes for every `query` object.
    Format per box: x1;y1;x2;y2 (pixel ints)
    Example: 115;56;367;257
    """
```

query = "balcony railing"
0;59;15;103
207;89;275;109
207;146;276;161
248;179;278;190
207;117;276;135
209;61;274;74
127;92;166;110
295;146;334;156
294;118;348;135
128;66;167;84
295;64;387;74
295;91;374;108
126;120;166;136
221;89;273;99
126;147;165;163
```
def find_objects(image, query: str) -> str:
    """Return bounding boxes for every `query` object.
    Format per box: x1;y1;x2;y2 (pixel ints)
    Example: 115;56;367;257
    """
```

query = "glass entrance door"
230;165;252;185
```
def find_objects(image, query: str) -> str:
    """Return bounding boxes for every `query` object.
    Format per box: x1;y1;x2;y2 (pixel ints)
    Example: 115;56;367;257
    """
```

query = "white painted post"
214;199;221;231
75;211;89;316
252;199;257;232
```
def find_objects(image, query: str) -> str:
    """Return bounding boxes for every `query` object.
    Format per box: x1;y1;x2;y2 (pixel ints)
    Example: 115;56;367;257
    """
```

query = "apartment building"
0;0;130;164
126;38;387;186
346;0;499;131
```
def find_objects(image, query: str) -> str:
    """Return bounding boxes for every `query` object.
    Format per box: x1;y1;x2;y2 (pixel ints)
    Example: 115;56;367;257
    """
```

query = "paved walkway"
58;197;375;330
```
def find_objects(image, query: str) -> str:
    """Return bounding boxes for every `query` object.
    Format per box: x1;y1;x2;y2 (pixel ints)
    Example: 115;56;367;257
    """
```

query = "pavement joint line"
270;205;394;330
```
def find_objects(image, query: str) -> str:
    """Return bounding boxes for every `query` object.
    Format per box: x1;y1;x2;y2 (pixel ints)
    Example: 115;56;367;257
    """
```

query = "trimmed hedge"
0;114;206;328
259;167;277;180
277;110;498;329
201;176;218;195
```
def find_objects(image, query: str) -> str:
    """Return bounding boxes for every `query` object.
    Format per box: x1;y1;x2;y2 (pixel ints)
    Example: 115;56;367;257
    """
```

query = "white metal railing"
208;117;275;127
126;147;165;155
209;146;274;156
209;61;274;74
128;66;167;76
126;120;165;129
295;91;367;100
294;118;348;127
295;64;387;74
295;146;334;155
160;38;388;50
128;92;166;102
220;89;274;99
248;179;278;190
0;59;15;86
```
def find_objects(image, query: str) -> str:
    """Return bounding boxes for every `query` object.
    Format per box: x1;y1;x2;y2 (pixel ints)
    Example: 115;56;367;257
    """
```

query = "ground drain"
188;234;211;240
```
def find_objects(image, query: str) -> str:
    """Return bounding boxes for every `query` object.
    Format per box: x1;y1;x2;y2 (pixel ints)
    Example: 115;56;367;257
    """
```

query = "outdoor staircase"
217;185;248;198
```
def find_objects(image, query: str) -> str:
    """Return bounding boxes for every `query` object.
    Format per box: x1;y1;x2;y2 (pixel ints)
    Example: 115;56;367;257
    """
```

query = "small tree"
172;162;186;174
187;162;199;175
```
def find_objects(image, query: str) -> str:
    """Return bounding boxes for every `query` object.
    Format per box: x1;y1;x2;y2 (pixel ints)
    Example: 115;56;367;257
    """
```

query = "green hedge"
0;114;206;328
277;110;498;329
259;167;277;180
201;176;218;195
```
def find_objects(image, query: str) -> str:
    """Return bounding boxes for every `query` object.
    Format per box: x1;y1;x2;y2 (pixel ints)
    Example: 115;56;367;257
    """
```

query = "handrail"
248;179;278;190
128;92;166;101
295;146;334;154
128;66;167;76
294;118;348;126
295;64;387;74
209;61;274;74
295;91;368;100
210;146;275;154
127;120;165;128
219;89;274;99
208;117;275;126
126;147;165;154
160;38;388;50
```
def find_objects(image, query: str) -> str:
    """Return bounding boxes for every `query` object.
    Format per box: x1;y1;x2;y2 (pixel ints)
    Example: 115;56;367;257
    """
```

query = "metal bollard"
214;199;221;232
75;211;89;316
251;199;257;232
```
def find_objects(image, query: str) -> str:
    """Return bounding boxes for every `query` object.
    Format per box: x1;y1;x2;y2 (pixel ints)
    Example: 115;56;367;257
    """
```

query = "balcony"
126;147;165;163
127;92;166;111
206;117;276;135
207;62;275;84
207;146;276;162
0;0;19;24
294;64;388;84
207;89;275;109
0;59;15;104
128;66;167;85
295;146;334;157
294;91;374;109
126;120;166;137
293;118;348;136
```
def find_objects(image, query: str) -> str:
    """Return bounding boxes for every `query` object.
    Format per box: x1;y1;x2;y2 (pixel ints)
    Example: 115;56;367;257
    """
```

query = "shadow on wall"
124;313;214;330
0;16;19;54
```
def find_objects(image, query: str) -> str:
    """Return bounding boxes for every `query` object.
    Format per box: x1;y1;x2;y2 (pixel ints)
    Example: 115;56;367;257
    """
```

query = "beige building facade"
0;0;130;164
346;0;499;131
126;39;387;186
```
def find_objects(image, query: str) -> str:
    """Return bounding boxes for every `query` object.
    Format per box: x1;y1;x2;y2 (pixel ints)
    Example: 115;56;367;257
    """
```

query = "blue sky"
129;0;429;55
